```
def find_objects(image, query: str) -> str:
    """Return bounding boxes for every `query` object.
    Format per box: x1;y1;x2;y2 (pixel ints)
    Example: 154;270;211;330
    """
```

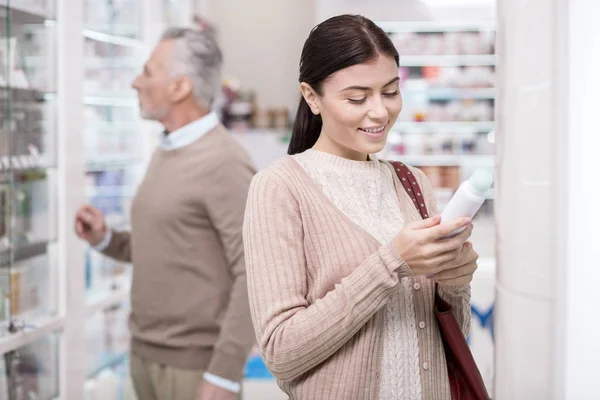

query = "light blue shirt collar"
160;111;220;151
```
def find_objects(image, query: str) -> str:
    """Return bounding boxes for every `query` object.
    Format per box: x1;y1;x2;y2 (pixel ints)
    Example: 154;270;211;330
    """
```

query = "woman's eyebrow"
340;77;400;92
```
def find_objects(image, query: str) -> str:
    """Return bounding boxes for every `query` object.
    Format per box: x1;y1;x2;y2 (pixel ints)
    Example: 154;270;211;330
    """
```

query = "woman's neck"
312;134;368;161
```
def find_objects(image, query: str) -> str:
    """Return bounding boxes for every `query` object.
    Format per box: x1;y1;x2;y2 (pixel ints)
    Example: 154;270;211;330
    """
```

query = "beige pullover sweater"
102;126;256;382
243;153;471;399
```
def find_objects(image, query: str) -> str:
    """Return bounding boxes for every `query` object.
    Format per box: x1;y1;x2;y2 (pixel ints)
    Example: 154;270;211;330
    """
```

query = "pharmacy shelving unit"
0;0;195;398
376;20;497;213
0;1;61;398
81;2;149;394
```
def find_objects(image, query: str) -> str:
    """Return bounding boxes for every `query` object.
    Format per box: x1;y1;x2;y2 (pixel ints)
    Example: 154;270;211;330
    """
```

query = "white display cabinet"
0;0;195;398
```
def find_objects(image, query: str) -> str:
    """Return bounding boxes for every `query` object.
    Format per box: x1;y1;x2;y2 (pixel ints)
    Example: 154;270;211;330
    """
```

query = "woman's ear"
300;82;321;115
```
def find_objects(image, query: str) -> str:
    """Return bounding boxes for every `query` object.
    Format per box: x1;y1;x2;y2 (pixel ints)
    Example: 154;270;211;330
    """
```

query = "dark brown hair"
288;14;399;155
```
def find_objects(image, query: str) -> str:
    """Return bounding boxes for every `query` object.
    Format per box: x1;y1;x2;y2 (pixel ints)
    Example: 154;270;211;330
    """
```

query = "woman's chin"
358;138;387;156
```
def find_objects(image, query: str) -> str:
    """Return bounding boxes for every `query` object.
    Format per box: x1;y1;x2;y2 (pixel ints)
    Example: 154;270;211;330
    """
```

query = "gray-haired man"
75;27;255;400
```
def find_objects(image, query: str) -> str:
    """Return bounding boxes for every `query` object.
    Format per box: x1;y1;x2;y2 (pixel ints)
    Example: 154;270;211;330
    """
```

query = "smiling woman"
304;60;402;160
288;15;402;160
244;13;477;400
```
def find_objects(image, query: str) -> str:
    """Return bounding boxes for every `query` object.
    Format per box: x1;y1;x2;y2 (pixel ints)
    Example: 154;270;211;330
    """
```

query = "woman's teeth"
361;126;385;133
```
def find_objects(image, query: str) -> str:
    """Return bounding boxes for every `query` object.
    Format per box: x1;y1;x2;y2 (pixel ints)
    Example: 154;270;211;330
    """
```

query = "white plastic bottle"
440;169;494;237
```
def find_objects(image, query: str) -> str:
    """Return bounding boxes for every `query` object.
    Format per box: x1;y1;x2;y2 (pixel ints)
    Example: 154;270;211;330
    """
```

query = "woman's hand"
429;241;479;286
393;215;473;277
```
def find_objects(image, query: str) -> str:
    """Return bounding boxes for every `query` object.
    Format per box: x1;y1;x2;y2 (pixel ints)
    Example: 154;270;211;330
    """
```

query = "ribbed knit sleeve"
411;166;472;337
243;169;414;382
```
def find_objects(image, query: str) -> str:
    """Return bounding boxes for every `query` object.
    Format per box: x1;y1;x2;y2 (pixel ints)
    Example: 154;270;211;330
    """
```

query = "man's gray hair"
161;27;223;106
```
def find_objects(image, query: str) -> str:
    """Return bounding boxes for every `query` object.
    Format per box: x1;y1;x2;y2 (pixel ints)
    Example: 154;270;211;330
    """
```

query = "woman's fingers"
430;261;478;281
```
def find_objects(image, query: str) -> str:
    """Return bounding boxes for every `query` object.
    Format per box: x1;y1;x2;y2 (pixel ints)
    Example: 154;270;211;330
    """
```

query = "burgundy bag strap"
390;161;429;219
391;161;490;400
391;160;433;291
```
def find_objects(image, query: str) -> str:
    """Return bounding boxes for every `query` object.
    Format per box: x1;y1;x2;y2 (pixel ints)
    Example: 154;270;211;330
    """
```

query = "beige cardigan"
243;156;471;399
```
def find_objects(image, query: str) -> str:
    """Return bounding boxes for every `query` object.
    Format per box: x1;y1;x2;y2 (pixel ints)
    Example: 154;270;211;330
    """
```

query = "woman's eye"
383;90;399;97
348;98;366;104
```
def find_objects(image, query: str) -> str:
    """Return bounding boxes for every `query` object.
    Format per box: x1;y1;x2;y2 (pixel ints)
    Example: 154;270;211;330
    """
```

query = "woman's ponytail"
287;97;322;155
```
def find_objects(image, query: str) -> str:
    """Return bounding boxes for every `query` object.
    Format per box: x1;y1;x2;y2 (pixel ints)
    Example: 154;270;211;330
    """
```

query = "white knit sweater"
294;149;423;400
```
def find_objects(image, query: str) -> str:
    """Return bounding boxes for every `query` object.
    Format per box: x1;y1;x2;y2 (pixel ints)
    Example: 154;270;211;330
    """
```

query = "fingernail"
426;274;433;279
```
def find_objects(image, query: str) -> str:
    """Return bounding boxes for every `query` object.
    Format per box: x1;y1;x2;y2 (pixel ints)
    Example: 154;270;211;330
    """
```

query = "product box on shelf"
0;172;53;261
0;253;55;329
389;30;495;56
418;165;461;190
13;174;53;245
87;170;125;216
0;37;31;89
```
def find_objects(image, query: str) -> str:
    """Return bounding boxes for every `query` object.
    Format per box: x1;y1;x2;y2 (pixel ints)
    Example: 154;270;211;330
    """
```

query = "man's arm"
76;204;133;263
96;229;133;263
202;154;256;386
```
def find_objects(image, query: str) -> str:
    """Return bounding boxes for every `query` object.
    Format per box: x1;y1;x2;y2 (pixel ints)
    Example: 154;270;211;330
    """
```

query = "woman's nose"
367;97;388;121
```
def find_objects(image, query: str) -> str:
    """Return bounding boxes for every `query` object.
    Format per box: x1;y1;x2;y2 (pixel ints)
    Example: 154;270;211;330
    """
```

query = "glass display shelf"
0;247;58;337
84;167;137;312
85;301;130;380
83;37;142;96
84;104;142;170
84;353;136;400
1;1;59;375
84;0;143;40
0;1;53;20
0;1;56;92
81;0;146;312
1;332;59;400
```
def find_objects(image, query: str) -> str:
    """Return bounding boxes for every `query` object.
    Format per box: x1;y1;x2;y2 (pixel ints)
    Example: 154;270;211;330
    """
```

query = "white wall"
317;0;433;22
561;1;600;398
316;0;495;23
494;0;558;397
199;0;315;112
495;0;600;398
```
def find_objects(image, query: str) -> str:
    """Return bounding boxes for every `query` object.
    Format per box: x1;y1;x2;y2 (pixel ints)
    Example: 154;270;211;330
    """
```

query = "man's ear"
170;76;194;103
300;82;321;115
